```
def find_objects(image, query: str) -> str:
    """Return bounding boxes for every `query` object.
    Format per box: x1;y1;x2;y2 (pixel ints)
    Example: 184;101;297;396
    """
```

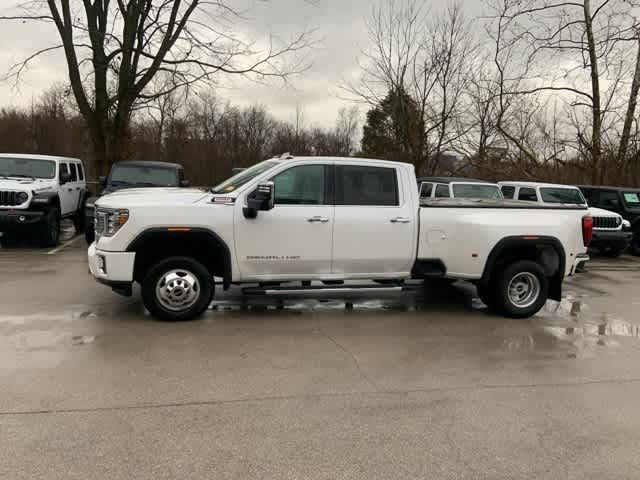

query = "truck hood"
588;206;621;218
96;187;209;208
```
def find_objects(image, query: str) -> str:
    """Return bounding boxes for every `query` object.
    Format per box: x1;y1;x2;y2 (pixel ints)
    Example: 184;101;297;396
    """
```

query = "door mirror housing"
180;179;191;188
60;172;72;185
243;181;275;219
98;175;107;187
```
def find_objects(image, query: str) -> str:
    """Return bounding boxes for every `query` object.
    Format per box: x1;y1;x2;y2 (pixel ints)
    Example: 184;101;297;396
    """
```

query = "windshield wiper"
8;174;36;180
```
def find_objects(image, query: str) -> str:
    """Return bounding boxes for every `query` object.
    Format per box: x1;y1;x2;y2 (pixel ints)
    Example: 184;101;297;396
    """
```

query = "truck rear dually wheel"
141;256;213;321
493;260;548;319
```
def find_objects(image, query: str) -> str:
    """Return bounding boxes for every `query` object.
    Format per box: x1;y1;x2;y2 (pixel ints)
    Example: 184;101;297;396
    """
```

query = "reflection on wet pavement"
490;294;640;359
0;219;76;249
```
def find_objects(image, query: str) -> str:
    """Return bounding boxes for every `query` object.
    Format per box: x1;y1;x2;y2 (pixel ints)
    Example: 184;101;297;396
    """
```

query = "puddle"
492;294;640;358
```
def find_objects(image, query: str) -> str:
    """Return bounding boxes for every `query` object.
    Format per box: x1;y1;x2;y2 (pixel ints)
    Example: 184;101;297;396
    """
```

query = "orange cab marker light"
167;227;191;232
522;236;539;240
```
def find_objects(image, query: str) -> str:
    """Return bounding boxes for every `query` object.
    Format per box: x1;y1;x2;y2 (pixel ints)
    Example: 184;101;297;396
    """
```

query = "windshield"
623;192;640;207
110;165;178;186
212;160;279;193
0;157;56;179
451;184;503;199
540;187;585;205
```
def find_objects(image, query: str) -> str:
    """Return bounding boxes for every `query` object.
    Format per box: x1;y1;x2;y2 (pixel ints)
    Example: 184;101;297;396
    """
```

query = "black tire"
85;226;95;245
141;256;214;322
38;207;60;248
492;260;549;319
73;209;85;233
631;232;640;257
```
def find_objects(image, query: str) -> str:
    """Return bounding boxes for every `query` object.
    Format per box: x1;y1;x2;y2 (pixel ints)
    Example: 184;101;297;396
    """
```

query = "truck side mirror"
60;172;72;185
98;175;107;187
180;179;191;188
243;181;275;219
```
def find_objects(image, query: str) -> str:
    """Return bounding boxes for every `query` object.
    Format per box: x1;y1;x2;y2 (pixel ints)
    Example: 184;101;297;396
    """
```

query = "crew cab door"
58;162;75;216
234;163;333;280
331;164;416;276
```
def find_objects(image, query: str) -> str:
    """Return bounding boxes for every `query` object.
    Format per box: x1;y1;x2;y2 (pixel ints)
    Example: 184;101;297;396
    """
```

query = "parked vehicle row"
88;155;591;322
498;182;633;258
417;175;638;259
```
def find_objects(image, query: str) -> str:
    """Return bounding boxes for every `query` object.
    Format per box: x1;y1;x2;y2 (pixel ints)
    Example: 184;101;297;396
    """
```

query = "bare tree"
485;0;640;183
346;0;476;174
1;1;315;176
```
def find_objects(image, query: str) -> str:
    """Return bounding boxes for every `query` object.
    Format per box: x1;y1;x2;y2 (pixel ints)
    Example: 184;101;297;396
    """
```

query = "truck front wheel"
493;260;549;319
141;256;214;322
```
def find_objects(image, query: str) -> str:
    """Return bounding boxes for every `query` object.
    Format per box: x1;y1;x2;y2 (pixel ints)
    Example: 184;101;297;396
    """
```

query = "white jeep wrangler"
0;154;87;246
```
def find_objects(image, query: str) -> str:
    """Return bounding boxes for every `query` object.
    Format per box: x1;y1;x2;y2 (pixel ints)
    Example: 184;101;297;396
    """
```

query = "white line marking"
47;234;83;255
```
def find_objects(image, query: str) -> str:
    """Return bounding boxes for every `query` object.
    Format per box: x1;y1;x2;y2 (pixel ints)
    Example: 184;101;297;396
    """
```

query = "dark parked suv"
579;186;640;255
85;161;189;244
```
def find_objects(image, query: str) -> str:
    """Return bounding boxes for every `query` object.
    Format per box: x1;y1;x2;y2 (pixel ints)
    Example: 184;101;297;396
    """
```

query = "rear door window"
419;182;433;199
59;163;69;181
69;163;78;182
518;188;538;202
434;184;450;198
335;165;399;206
77;163;84;181
501;185;516;199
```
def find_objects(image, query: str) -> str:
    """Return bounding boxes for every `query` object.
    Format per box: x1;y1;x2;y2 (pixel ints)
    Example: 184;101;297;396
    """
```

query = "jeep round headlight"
16;192;28;204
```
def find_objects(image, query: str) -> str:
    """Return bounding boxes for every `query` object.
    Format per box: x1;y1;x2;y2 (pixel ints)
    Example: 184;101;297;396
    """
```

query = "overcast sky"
0;0;482;129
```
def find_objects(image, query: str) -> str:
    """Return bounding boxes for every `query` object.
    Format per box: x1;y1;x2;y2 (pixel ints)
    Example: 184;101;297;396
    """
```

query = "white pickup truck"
88;156;591;321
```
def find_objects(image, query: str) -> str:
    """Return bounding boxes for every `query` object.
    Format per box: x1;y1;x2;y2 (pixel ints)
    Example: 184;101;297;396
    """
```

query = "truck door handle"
68;188;73;192
390;217;411;224
307;216;329;223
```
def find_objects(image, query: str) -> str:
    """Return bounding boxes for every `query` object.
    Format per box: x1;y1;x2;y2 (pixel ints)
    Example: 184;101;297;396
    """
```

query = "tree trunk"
87;114;131;180
618;33;640;175
584;0;603;184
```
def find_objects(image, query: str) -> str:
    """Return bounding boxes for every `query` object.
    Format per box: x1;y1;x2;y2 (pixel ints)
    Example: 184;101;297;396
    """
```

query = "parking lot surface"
2;236;640;479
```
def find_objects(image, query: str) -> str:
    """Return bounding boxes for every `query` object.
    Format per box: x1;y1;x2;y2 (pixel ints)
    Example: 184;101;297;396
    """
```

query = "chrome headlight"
622;219;631;231
95;208;129;237
16;192;28;204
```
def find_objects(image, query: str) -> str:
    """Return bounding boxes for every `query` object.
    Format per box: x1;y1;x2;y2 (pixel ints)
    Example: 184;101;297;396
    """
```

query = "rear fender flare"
480;236;566;302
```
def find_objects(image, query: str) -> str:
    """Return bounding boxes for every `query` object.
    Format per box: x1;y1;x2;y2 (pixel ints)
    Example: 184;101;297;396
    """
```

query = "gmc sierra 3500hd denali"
88;156;592;321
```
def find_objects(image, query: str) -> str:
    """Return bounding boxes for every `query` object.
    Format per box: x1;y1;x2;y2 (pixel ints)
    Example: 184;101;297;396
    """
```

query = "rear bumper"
590;230;633;250
0;209;45;228
88;243;136;295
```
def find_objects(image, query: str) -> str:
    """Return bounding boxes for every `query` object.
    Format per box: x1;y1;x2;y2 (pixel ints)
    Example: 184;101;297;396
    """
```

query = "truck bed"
418;198;589;279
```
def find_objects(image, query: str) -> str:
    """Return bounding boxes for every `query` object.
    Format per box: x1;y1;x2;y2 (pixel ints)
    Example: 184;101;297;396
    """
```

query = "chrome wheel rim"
507;272;540;309
155;269;201;312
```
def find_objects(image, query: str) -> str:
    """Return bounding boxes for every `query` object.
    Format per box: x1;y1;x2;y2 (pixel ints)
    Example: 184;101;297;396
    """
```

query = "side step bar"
242;283;419;295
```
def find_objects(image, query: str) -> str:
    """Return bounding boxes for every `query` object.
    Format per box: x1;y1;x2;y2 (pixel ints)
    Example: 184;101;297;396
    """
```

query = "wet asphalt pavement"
2;227;640;479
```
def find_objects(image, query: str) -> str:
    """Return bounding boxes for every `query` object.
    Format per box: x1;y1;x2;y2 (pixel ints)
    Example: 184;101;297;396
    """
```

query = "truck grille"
0;190;22;207
593;216;621;230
